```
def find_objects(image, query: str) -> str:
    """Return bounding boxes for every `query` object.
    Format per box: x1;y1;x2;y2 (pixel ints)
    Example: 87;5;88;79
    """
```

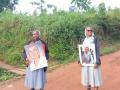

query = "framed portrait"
78;44;96;66
24;41;48;71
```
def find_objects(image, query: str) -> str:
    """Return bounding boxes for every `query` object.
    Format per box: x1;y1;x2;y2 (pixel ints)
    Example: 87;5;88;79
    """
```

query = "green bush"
0;68;18;82
0;9;120;66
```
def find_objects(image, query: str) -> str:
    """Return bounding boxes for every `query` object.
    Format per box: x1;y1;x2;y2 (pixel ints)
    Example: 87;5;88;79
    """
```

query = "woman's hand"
78;60;80;64
25;58;30;67
94;64;99;69
78;60;83;67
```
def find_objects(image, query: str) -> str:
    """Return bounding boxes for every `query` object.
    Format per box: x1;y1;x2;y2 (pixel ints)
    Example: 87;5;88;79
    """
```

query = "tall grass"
0;10;120;66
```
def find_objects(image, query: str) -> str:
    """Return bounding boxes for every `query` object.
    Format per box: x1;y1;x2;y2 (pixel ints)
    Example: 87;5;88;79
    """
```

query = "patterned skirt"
25;67;46;89
81;66;102;87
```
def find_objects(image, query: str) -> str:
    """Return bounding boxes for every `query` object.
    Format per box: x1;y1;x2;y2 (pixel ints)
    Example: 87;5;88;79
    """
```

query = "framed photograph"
24;41;48;71
78;44;96;66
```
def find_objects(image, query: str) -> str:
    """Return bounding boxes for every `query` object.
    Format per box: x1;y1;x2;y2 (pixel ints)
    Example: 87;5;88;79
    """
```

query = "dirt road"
1;50;120;90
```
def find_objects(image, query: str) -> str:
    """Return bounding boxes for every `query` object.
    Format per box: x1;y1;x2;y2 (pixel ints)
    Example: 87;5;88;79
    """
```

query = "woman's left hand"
94;64;99;69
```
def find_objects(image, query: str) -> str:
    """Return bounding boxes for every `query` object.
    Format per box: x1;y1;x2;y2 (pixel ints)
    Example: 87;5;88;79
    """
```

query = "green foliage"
0;0;18;12
0;68;18;82
71;0;91;11
98;3;106;16
0;8;120;66
31;0;46;14
100;41;120;55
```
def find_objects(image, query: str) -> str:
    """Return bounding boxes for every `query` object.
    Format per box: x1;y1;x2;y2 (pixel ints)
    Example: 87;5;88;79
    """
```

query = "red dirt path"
0;50;120;90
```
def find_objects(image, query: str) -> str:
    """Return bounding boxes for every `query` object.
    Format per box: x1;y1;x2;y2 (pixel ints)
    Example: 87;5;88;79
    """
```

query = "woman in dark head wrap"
23;30;49;90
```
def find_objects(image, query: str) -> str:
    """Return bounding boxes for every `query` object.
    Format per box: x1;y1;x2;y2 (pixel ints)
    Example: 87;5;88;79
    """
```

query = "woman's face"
32;32;39;41
85;27;93;37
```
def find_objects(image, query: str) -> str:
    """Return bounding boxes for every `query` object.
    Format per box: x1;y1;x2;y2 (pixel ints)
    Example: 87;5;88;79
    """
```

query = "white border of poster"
78;44;96;66
24;41;48;71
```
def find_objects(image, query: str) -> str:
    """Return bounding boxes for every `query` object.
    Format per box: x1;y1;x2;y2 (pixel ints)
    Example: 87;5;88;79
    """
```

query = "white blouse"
83;36;94;48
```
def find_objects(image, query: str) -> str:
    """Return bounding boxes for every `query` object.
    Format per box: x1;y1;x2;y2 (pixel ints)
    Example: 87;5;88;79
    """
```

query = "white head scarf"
83;26;95;49
84;26;94;37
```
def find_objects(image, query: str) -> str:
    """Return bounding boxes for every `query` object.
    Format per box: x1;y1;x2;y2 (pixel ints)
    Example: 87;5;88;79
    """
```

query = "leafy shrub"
0;9;120;65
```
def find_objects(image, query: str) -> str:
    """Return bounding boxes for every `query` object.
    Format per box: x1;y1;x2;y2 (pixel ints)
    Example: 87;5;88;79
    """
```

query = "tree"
97;3;108;38
47;4;57;13
69;6;77;12
0;0;18;12
31;0;46;14
98;2;106;15
71;0;91;11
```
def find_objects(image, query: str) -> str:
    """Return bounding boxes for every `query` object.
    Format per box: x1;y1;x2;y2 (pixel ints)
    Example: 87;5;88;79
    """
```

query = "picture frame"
24;41;48;71
78;44;96;66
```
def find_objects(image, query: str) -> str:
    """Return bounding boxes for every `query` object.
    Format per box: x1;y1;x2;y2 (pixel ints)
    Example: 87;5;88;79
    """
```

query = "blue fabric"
81;66;102;87
25;67;46;89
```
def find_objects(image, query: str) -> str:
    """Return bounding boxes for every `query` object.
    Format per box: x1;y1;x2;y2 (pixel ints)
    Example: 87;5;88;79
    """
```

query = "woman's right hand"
78;60;80;64
25;58;30;67
78;61;83;67
94;64;99;69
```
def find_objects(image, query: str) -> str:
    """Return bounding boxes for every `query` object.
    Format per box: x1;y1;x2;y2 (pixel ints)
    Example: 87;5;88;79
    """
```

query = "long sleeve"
94;37;101;65
22;49;27;60
45;44;49;60
41;40;49;60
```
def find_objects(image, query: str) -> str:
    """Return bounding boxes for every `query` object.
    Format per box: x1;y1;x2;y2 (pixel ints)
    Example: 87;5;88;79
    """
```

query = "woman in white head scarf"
80;26;102;90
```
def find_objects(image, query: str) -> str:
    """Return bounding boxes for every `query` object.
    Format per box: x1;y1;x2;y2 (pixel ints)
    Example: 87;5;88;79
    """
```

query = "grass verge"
100;41;120;55
0;68;18;82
